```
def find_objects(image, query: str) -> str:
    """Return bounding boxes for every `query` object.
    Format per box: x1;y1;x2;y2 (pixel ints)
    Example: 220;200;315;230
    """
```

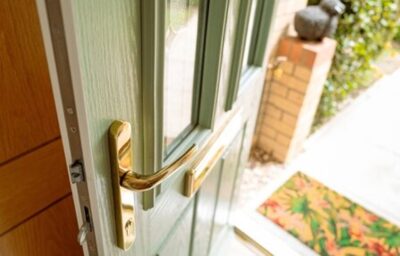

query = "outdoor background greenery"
308;0;400;127
395;25;400;42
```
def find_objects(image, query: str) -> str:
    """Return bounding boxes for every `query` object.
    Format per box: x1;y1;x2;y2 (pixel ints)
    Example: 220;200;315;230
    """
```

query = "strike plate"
109;120;136;250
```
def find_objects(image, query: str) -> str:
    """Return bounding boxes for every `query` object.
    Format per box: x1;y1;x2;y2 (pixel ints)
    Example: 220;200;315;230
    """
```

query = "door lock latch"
69;161;85;183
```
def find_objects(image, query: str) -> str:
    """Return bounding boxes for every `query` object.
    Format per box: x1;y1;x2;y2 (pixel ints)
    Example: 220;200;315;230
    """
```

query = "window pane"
164;0;201;153
217;0;242;113
241;0;258;74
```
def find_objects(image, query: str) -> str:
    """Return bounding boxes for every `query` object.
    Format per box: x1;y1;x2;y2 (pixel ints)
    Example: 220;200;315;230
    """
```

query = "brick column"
257;36;337;163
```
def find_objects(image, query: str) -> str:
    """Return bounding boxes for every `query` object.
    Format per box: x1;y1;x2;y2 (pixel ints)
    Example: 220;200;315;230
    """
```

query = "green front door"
49;0;276;255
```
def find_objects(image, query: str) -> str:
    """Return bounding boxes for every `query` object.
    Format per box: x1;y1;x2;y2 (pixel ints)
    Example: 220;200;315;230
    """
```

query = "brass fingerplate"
185;111;243;197
109;120;136;250
185;147;224;197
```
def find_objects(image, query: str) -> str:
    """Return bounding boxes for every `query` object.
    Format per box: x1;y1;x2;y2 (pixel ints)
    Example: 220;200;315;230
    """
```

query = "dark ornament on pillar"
294;0;345;41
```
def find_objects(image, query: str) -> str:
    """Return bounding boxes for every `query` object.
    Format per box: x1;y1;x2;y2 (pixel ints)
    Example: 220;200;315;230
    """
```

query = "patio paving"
235;68;400;254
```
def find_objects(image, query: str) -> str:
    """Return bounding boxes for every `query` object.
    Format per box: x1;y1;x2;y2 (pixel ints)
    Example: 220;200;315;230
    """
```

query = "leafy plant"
394;26;400;42
310;0;400;127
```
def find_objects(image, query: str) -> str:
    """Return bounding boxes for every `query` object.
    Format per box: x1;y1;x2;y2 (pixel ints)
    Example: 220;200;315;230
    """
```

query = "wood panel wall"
0;0;83;255
0;0;60;164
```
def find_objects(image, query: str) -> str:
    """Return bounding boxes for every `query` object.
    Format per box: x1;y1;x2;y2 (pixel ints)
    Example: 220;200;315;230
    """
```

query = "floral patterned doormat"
257;172;400;256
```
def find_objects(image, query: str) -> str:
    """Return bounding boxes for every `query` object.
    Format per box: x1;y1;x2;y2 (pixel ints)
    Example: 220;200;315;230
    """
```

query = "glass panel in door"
241;0;258;74
163;0;202;156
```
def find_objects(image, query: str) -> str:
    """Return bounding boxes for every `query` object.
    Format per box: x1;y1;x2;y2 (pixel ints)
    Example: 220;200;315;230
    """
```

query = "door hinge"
69;161;85;183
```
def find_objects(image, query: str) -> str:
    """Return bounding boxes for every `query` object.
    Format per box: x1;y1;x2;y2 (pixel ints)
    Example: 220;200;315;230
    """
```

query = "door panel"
191;161;223;256
0;196;82;256
149;176;194;255
0;0;59;164
209;129;244;250
0;139;71;234
156;201;194;256
191;127;245;256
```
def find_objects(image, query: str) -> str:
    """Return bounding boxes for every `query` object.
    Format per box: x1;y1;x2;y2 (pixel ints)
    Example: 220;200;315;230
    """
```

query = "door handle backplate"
109;121;136;250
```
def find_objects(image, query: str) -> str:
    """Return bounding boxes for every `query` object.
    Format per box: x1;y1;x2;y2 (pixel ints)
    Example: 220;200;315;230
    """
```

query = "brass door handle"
108;120;196;250
120;145;197;192
109;120;197;192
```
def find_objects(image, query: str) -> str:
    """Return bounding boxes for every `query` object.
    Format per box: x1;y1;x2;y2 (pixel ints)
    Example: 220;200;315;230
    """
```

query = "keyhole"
125;218;134;236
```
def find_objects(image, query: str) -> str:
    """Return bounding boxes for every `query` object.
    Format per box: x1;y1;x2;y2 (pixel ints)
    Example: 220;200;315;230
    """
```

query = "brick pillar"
258;36;337;163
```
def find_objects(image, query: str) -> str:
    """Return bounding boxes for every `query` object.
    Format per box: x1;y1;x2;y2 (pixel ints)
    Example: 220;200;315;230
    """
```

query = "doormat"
257;172;400;256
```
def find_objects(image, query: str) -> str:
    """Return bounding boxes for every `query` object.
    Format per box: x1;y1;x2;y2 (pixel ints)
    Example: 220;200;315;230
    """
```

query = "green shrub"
394;26;400;42
310;0;400;127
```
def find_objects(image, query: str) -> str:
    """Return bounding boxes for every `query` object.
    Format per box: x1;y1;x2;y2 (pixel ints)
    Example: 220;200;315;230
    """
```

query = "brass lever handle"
108;120;196;250
120;144;197;191
109;120;197;192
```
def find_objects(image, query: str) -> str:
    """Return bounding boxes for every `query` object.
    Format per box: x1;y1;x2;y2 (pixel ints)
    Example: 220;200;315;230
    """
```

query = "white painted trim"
58;1;106;255
36;0;105;255
35;1;89;255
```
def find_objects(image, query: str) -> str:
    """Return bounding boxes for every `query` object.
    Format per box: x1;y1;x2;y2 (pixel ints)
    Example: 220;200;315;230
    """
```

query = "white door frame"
36;0;103;254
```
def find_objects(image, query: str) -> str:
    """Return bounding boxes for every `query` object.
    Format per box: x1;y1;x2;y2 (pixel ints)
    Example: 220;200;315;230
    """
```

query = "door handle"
108;120;196;250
